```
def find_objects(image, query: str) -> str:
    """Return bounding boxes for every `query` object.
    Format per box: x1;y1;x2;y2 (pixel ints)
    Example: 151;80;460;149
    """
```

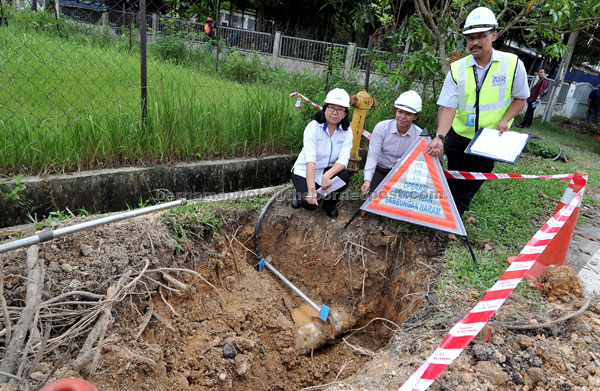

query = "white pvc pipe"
0;199;187;254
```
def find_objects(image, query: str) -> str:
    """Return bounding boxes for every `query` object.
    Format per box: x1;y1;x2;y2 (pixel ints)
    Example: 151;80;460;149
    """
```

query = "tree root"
493;294;597;330
0;245;44;383
103;345;157;368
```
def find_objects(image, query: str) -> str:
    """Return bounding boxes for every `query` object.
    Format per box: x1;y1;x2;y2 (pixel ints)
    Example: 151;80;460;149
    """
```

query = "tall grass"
0;10;307;174
0;8;439;175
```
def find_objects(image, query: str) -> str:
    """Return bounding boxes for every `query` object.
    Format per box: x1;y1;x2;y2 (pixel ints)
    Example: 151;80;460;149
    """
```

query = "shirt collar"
323;122;341;133
389;121;414;136
467;48;498;69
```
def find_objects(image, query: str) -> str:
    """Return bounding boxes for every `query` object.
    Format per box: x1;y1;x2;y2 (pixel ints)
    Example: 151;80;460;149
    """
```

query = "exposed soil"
0;195;443;390
0;191;599;391
326;264;600;391
555;119;600;138
324;198;600;390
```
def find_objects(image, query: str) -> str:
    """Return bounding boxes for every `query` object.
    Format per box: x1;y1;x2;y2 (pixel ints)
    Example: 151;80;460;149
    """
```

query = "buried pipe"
0;199;187;255
253;186;359;355
296;308;354;355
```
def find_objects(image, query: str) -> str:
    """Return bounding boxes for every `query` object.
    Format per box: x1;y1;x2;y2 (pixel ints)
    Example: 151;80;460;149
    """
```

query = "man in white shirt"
361;90;424;195
425;7;529;215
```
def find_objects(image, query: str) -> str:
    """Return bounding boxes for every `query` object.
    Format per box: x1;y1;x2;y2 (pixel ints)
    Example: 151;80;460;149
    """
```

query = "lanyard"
472;66;491;132
323;122;338;166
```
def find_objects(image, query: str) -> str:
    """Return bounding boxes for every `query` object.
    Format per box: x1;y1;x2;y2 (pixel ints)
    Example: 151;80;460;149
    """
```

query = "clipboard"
465;127;530;164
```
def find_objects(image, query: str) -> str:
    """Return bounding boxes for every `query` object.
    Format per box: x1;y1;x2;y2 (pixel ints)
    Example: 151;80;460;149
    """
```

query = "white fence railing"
57;6;398;73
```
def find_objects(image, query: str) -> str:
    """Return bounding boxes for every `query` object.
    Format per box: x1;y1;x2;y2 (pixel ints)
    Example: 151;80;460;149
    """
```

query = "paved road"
567;193;600;296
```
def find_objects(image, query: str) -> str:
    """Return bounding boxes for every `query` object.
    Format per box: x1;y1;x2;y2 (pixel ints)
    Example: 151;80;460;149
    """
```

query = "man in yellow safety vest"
425;6;529;215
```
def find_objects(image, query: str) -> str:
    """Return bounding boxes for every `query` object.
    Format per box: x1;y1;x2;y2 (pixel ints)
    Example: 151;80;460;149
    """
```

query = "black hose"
551;146;564;161
253;186;290;260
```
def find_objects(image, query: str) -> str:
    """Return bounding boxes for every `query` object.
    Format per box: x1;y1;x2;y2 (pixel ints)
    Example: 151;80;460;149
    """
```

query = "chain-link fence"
0;1;406;176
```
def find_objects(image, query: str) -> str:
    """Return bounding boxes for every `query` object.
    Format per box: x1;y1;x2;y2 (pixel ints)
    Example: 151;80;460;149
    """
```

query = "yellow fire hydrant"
347;90;376;173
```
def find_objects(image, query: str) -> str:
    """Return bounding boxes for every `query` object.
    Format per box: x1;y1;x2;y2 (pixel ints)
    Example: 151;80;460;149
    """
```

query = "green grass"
162;204;221;249
528;118;600;155
0;9;441;176
161;197;269;250
441;118;600;294
0;9;308;175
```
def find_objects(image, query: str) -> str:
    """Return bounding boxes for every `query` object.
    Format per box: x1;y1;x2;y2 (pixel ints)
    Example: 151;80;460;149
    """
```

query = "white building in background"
218;10;274;32
219;10;256;30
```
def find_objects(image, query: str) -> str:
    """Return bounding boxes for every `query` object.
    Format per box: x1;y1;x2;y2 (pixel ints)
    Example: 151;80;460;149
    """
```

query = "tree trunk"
541;31;579;122
439;38;448;74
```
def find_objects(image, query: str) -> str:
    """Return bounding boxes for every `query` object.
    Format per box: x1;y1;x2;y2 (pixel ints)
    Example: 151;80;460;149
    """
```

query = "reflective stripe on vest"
451;51;518;139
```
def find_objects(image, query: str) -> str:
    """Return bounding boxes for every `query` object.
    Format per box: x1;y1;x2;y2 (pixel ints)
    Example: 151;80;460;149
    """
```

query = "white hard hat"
394;90;422;114
463;7;498;35
324;88;350;108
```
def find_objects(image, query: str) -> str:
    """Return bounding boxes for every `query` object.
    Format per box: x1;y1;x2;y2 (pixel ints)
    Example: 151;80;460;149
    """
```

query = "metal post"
151;13;157;41
463;236;478;265
139;0;147;128
215;26;220;73
342;209;362;231
325;40;334;92
272;31;281;67
364;36;373;92
0;200;187;255
344;42;355;78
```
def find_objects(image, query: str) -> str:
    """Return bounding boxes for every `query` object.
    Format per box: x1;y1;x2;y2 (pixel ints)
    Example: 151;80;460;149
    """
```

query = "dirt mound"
0;197;443;390
2;196;599;391
540;265;584;302
326;269;600;391
555;118;600;137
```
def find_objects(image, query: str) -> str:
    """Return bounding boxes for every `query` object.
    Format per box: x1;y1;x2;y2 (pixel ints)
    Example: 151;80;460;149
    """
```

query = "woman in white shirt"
361;90;423;195
291;88;354;218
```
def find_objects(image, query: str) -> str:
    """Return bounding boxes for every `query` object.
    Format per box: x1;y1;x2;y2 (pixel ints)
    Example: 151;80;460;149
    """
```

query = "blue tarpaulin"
59;0;111;11
549;70;600;87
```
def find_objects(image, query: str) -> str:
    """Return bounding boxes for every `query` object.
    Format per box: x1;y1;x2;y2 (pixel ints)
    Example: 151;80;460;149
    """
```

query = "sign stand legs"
462;235;478;265
342;209;362;231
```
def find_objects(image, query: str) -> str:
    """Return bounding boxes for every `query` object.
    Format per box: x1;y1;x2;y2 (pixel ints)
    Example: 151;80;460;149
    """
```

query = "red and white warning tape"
444;171;575;180
290;92;322;110
289;91;372;139
399;175;587;391
289;91;586;389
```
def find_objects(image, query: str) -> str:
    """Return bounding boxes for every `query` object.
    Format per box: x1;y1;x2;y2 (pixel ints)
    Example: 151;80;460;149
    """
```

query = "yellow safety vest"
451;51;518;139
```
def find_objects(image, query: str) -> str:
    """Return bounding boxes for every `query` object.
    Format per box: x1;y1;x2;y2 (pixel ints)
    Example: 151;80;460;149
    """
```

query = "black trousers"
369;165;391;194
520;101;536;128
445;129;494;215
291;169;352;211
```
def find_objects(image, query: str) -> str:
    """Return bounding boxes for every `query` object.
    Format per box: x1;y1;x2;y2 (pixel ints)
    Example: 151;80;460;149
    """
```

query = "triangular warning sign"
360;138;466;235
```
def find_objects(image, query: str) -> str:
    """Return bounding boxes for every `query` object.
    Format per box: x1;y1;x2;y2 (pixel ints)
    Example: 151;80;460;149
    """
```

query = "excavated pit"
0;195;444;390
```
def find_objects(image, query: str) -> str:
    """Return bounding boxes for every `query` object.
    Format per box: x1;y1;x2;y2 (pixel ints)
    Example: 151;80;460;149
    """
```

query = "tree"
408;0;600;72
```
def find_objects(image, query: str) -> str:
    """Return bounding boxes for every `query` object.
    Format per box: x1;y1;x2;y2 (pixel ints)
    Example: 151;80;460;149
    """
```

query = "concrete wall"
0;155;295;228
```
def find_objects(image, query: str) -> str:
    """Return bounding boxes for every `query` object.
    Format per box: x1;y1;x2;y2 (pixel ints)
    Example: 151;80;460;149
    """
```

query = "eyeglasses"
465;32;490;42
326;107;346;115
